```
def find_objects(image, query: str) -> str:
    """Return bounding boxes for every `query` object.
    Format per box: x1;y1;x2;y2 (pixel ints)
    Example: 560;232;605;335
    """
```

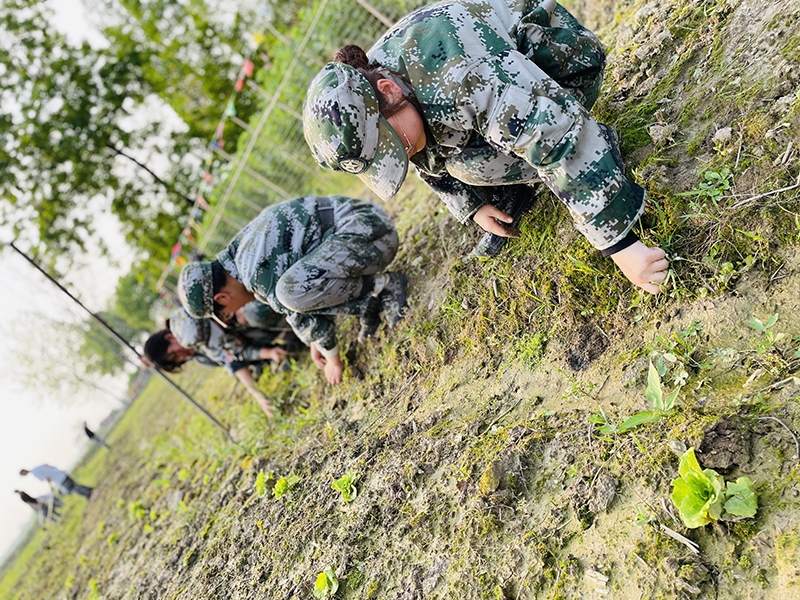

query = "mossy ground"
2;0;800;598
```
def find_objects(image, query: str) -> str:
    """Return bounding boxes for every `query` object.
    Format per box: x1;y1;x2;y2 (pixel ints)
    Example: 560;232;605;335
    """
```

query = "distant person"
15;490;61;523
20;464;93;500
83;421;111;449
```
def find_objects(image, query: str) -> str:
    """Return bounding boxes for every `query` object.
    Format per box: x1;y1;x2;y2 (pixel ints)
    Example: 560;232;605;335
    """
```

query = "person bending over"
177;195;407;387
144;305;291;417
303;0;667;293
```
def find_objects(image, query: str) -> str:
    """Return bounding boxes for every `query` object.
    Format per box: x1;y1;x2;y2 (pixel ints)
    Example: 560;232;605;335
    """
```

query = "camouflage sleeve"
285;312;337;352
458;50;645;250
415;169;487;224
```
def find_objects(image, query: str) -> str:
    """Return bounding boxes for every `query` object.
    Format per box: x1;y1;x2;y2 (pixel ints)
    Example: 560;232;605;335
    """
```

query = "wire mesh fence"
158;0;431;292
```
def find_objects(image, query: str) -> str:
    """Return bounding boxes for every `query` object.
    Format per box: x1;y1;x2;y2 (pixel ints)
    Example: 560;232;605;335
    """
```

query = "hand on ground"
310;344;326;369
261;347;288;363
252;391;275;418
611;241;668;294
472;204;521;238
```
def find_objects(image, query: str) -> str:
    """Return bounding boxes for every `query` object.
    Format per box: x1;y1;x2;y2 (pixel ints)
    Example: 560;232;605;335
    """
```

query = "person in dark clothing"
83;422;111;449
15;490;61;523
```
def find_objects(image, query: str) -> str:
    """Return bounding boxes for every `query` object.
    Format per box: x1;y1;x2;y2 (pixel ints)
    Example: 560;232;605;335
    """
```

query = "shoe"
471;185;534;258
598;124;625;172
358;296;382;342
378;272;408;329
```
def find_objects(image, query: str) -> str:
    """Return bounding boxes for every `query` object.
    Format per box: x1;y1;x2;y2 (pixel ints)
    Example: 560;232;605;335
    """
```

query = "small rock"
649;124;678;145
712;127;733;144
667;440;687;457
589;473;618;513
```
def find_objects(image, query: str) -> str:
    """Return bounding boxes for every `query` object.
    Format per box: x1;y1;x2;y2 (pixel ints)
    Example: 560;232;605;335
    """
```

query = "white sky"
0;0;134;558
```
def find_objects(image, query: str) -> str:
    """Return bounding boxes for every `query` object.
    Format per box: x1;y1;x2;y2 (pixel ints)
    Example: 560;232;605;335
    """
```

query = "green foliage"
313;566;339;598
591;361;680;435
332;473;360;503
677;168;732;207
128;501;147;521
254;471;274;498
749;313;785;354
671;448;757;528
272;475;300;500
633;504;656;526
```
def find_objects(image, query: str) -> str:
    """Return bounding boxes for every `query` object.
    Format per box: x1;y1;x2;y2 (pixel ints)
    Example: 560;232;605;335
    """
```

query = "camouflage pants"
275;199;398;316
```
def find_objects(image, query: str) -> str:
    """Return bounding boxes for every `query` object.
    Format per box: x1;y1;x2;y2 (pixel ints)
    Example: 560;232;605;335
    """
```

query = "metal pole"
8;242;232;440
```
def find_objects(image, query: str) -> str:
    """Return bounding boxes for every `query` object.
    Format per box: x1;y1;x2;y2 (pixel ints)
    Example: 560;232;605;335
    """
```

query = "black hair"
332;45;418;118
144;329;184;373
16;491;37;505
210;260;228;315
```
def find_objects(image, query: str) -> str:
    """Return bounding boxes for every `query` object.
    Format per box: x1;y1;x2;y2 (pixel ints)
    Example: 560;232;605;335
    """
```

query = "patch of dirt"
696;417;752;473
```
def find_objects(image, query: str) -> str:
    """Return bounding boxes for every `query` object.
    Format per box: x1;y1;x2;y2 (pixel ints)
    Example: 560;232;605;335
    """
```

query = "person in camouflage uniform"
303;0;668;294
177;195;407;386
144;305;291;417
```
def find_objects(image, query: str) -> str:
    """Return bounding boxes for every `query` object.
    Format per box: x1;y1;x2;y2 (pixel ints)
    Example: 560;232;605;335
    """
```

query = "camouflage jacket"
368;0;645;250
216;196;339;352
170;307;269;375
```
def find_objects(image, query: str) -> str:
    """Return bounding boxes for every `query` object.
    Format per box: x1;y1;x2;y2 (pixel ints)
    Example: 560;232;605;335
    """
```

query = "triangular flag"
225;101;237;117
253;32;266;45
242;58;255;77
235;76;245;92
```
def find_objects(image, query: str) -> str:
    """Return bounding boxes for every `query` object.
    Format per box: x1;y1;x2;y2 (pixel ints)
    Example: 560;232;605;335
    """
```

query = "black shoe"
599;124;625;172
471;185;534;258
358;296;382;342
379;272;408;329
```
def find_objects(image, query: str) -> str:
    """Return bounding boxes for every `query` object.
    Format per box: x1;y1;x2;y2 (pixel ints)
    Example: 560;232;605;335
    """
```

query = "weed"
592;361;681;435
128;501;146;521
678;169;732;209
633;504;657;526
332;472;360;503
749;313;784;355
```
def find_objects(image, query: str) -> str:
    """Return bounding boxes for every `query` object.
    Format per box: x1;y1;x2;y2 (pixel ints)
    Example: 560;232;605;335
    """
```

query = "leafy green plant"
671;448;757;528
749;313;784;354
272;474;300;500
678;168;731;207
313;566;339;598
591;361;680;436
332;472;360;503
128;501;146;521
254;470;274;498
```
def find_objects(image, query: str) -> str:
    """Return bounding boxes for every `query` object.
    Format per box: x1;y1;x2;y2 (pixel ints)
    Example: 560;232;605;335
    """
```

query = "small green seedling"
254;470;274;498
670;447;757;528
591;361;680;435
313;566;339;598
633;504;656;526
677;168;731;207
749;313;784;354
332;472;359;503
273;474;300;500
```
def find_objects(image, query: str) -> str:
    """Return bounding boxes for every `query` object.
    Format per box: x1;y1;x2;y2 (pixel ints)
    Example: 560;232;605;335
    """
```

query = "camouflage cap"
177;262;214;319
303;62;409;200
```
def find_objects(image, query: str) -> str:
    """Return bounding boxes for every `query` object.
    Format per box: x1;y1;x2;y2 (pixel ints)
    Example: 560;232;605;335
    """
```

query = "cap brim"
357;115;409;200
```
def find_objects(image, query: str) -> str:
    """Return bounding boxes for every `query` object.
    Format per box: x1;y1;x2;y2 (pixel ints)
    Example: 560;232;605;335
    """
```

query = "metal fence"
158;0;430;292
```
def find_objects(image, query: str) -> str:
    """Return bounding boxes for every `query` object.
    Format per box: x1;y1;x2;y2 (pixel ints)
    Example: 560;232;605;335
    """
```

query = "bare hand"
251;390;275;418
261;347;288;363
323;354;344;385
310;344;326;369
610;241;668;294
472;204;521;238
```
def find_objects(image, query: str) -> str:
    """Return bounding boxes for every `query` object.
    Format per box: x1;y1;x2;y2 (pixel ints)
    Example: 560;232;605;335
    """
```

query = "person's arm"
233;367;275;418
286;313;343;384
457;54;664;292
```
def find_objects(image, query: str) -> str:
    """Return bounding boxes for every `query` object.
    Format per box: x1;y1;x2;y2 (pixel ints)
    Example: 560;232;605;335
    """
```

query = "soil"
4;0;800;598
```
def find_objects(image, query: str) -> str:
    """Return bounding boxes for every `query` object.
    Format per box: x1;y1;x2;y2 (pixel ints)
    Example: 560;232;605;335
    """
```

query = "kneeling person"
177;195;406;385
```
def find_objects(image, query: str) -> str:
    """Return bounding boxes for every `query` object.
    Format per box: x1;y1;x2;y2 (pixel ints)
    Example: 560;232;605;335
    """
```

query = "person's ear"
213;291;232;307
164;332;175;343
376;78;403;103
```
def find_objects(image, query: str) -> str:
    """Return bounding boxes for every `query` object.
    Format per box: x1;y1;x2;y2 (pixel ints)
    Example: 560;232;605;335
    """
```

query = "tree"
0;0;194;268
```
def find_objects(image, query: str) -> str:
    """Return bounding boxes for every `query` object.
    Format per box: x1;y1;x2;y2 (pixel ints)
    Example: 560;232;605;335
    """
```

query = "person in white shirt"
20;464;93;499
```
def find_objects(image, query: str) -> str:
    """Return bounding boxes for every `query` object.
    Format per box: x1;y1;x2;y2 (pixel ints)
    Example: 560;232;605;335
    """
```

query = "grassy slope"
3;0;800;598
